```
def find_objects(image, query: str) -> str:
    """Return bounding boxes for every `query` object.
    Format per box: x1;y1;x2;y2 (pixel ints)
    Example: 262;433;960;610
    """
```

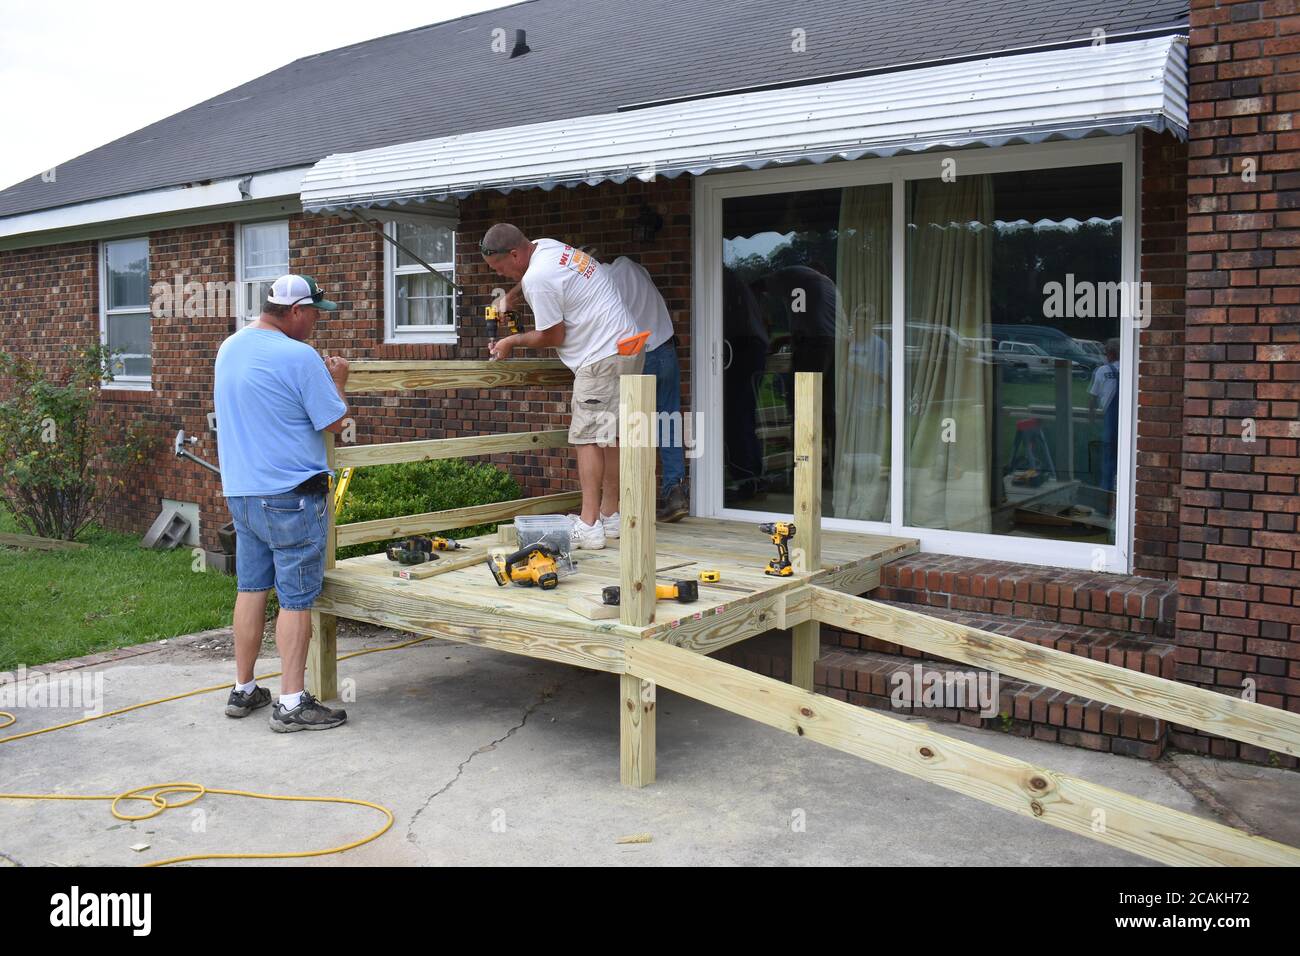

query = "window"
100;237;151;385
698;139;1138;571
384;218;456;342
236;221;289;326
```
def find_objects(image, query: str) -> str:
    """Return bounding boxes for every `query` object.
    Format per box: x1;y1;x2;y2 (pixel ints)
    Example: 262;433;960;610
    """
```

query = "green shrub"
336;458;522;559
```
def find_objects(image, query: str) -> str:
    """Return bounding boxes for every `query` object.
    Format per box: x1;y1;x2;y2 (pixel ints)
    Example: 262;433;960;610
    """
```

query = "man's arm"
490;323;564;361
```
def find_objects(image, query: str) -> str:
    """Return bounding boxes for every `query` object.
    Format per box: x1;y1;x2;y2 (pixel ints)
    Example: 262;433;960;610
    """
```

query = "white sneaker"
600;511;620;539
569;517;606;550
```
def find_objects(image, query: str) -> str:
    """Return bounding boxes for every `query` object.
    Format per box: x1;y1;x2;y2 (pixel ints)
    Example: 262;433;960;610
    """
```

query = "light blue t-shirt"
213;327;348;497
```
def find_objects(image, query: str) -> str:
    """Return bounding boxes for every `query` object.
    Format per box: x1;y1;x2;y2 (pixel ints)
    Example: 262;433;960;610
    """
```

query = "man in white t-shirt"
605;256;688;523
481;223;643;549
1088;338;1121;497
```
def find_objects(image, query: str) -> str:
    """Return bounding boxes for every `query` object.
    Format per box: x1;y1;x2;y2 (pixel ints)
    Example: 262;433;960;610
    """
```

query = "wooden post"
308;431;339;701
619;373;657;786
791;372;823;691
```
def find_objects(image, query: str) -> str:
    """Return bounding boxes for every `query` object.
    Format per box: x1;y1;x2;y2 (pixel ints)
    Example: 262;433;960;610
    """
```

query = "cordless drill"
484;305;521;342
759;521;796;576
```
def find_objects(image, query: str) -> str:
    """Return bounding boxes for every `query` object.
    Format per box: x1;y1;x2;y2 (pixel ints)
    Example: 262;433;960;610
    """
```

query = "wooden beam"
0;532;87;551
811;586;1300;758
623;637;1300;866
335;429;570;468
392;548;484;580
346;360;572;393
315;571;626;672
309;432;339;700
620;673;656;788
618;373;657;787
336;491;582;547
792;371;823;691
619;374;657;628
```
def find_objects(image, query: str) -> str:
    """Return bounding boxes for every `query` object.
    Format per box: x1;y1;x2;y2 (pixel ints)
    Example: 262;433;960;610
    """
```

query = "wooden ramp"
309;362;1300;867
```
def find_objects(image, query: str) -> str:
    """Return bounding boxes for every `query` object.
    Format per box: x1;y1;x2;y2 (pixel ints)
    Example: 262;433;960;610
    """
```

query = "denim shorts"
226;491;329;610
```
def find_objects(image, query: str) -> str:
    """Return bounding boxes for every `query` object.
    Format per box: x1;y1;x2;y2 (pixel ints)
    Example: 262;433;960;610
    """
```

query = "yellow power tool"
487;544;560;590
759;521;796;576
484;305;521;340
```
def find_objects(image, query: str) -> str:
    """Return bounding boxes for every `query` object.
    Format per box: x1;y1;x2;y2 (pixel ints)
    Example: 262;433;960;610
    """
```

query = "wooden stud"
792;371;823;691
393;549;483;580
346;360;571;393
618;374;657;786
334;428;569;469
309;431;339;700
623;637;1300;866
620;673;656;788
811;586;1300;758
0;532;87;551
336;491;582;547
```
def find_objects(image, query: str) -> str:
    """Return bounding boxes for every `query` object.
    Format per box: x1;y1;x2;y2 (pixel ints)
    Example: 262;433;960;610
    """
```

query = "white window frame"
692;136;1139;573
98;236;152;390
234;219;290;328
383;213;457;344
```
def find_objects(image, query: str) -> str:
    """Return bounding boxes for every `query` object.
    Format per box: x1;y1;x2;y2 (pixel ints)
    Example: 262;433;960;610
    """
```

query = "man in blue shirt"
213;274;350;733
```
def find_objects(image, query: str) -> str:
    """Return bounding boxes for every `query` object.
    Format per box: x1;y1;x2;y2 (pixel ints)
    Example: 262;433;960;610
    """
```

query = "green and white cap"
267;274;339;311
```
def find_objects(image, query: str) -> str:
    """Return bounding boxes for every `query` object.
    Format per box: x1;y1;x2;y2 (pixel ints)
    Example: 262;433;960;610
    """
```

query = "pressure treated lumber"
623;637;1300;866
0;532;87;551
309;431;339;700
812;586;1300;758
336;491;582;547
791;371;823;691
335;429;569;468
393;548;484;580
345;360;571;392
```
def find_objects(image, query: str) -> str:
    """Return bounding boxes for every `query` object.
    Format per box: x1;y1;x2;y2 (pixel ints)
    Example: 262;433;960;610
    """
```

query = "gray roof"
0;0;1188;219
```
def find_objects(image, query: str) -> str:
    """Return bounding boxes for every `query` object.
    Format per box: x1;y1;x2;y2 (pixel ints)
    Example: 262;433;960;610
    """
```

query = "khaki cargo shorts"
570;352;646;445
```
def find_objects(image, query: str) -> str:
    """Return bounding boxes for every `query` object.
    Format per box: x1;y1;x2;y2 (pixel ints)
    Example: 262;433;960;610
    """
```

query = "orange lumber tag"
617;330;651;356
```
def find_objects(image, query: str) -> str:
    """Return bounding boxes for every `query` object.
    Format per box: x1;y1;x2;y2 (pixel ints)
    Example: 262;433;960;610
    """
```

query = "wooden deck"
316;517;917;669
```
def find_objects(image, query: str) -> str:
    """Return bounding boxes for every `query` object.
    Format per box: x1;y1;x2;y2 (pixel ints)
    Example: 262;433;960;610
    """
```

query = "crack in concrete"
0;849;22;867
405;672;591;853
1157;755;1257;834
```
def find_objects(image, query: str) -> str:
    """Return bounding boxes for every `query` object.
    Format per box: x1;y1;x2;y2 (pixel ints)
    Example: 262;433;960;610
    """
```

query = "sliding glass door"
697;140;1136;570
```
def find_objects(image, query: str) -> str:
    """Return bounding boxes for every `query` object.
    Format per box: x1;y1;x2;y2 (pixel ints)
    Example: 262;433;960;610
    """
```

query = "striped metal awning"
301;34;1187;213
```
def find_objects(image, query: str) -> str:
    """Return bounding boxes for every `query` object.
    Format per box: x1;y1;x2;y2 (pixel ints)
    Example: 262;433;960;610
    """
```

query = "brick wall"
1134;129;1189;579
1179;0;1300;760
0;178;692;549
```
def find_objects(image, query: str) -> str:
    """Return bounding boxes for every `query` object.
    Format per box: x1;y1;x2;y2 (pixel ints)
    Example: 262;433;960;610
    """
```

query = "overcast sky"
0;0;509;191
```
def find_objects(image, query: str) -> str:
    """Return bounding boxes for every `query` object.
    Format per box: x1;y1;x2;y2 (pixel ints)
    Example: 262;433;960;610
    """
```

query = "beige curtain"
904;177;994;533
833;185;892;520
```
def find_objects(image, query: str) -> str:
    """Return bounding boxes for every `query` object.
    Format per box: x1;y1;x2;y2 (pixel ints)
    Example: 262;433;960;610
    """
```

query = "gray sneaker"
269;691;347;733
656;482;689;523
225;685;272;718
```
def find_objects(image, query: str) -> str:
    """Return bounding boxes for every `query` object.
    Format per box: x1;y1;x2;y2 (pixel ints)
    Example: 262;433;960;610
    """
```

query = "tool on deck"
699;570;721;583
485;305;521;341
602;579;699;606
385;535;466;565
759;521;796;577
487;544;561;590
333;467;355;519
617;330;651;356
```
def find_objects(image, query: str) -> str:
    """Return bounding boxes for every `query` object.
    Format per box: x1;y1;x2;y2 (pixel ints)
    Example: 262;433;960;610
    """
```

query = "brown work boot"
656;482;689;523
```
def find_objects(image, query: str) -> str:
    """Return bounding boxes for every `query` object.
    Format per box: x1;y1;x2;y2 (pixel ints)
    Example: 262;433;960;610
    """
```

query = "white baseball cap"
266;274;338;311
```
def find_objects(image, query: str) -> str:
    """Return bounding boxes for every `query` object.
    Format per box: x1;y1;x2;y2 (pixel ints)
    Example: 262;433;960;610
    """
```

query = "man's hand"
488;335;516;362
325;355;350;385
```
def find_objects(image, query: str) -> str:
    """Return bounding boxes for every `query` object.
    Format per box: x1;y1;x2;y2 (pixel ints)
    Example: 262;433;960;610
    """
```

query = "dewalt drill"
487;544;560;590
484;305;521;341
759;521;796;576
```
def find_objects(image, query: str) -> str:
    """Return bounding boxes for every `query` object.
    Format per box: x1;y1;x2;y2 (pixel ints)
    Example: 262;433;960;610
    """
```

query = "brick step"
712;633;1166;759
824;602;1178;680
876;554;1178;638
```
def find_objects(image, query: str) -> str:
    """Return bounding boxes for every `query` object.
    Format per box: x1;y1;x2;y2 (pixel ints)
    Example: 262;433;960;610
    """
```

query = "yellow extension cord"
0;633;436;866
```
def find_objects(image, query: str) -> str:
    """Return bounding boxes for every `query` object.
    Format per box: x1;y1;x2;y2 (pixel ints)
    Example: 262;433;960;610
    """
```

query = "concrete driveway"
2;624;1296;866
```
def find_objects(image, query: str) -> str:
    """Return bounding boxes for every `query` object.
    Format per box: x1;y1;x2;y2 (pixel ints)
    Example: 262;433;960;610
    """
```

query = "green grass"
0;509;237;670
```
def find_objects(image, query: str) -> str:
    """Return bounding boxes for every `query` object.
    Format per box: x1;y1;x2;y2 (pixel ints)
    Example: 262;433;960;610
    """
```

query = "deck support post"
308;431;339;701
619;374;658;786
791;372;823;691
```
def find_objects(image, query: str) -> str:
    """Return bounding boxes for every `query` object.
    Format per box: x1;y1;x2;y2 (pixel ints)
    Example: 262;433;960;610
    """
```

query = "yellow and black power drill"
386;535;464;565
487;544;560;590
602;579;699;606
484;305;521;341
759;521;796;576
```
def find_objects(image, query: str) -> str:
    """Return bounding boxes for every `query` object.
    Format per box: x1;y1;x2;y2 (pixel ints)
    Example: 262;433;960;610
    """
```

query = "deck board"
322;517;917;652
